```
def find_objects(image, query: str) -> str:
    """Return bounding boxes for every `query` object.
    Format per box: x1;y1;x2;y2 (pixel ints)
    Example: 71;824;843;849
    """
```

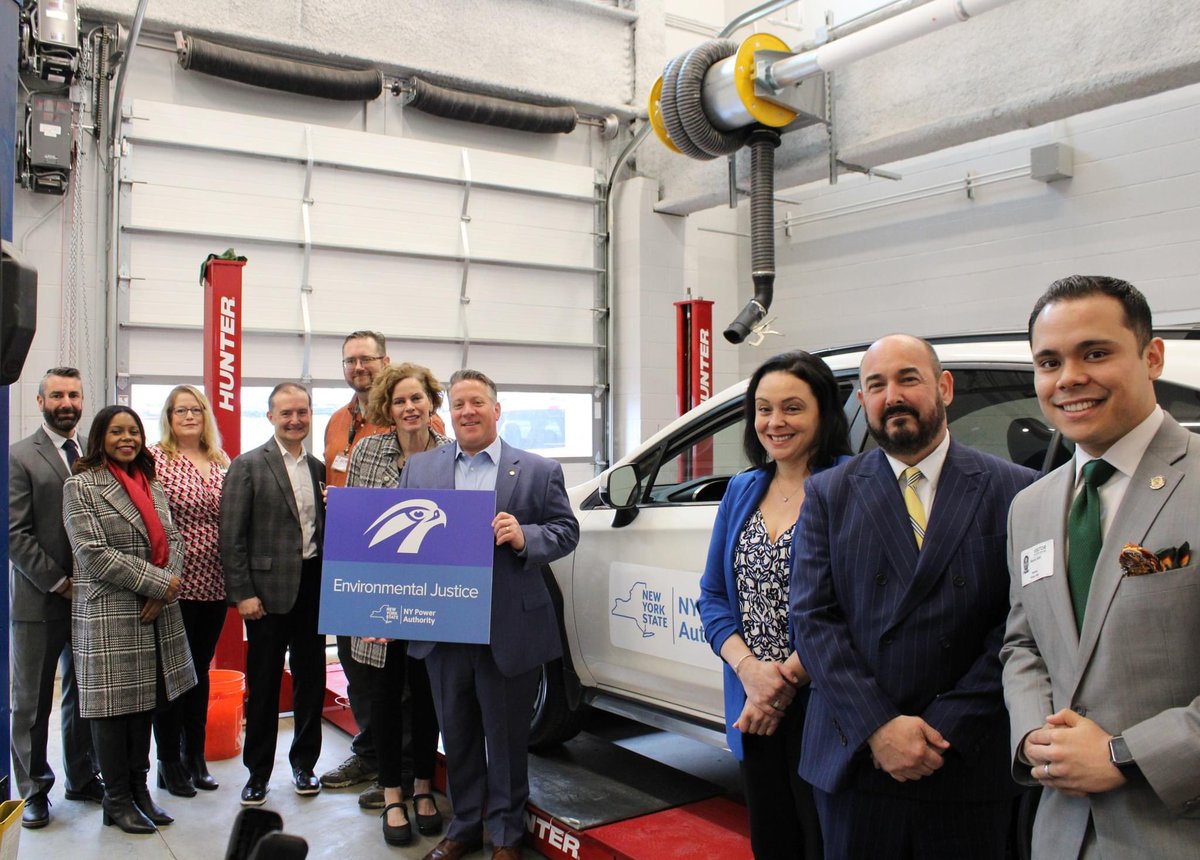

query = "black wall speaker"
0;240;38;385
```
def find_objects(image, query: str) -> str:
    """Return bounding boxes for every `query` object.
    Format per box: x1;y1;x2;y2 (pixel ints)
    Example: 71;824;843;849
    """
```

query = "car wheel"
528;658;584;750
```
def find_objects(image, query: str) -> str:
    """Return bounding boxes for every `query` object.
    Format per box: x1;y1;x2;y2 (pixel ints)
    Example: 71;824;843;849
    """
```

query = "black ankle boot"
157;761;196;798
131;784;173;826
188;755;219;791
102;793;156;834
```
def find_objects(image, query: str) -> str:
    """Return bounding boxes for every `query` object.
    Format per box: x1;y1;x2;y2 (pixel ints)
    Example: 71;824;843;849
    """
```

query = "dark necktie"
63;438;79;468
1067;458;1117;628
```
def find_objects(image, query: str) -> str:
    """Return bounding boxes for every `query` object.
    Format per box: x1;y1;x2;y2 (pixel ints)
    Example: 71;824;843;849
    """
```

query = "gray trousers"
10;619;96;798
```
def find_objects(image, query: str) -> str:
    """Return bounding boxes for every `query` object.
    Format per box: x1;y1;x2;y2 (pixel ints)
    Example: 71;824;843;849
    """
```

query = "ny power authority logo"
365;499;447;553
320;487;496;643
608;561;717;670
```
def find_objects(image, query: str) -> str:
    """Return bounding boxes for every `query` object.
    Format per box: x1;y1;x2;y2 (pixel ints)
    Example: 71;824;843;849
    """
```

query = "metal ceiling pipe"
765;0;1015;88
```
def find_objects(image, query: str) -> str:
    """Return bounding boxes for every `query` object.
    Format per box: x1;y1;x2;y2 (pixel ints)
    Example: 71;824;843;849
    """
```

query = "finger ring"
1043;762;1051;777
771;699;781;709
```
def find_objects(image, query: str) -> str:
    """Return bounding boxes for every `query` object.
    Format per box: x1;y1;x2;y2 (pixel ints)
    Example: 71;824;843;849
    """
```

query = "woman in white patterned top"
698;351;852;860
149;385;230;798
346;363;451;847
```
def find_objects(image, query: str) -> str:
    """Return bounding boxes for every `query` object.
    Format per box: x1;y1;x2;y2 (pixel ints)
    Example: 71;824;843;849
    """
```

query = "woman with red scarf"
63;405;197;834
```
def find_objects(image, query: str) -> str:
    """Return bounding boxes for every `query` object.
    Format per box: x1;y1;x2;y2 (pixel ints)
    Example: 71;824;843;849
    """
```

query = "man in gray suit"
9;367;102;828
221;383;327;806
401;370;578;860
1001;276;1200;857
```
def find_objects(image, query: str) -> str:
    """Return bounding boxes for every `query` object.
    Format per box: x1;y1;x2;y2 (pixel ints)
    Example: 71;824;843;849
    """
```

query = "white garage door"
115;100;604;480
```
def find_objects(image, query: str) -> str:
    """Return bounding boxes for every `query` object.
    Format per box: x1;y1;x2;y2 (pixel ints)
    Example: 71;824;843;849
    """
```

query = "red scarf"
107;462;170;568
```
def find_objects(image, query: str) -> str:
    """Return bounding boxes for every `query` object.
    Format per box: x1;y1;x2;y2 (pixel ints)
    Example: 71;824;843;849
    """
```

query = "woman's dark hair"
742;350;853;472
75;405;156;479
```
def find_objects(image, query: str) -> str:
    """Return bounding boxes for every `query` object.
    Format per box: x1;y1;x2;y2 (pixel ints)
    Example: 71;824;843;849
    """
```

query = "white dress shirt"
42;423;81;471
274;438;318;559
883;430;952;519
1072;405;1164;540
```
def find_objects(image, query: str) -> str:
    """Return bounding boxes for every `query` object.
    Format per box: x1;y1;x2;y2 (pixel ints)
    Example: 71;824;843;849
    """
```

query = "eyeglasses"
342;355;385;368
172;407;204;417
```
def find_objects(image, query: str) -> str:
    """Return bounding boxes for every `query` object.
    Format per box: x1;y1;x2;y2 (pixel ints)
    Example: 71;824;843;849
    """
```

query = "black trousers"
336;634;377;764
92;710;154;798
152;599;228;762
813;784;1011;860
740;688;822;860
243;560;326;779
366;642;440;788
92;664;166;798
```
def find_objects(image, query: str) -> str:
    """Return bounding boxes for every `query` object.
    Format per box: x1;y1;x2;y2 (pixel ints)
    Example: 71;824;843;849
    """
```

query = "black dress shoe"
20;794;50;829
102;795;156;834
188;755;219;791
157;760;197;797
240;777;270;806
412;792;444;836
292;768;321;796
380;801;413;846
64;775;106;803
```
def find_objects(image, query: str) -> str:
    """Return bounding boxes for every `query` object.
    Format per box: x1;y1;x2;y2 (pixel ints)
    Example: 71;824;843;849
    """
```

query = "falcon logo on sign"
365;499;447;554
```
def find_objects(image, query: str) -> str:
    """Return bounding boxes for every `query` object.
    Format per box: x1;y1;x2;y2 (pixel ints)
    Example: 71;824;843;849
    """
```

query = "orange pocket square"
1119;541;1191;576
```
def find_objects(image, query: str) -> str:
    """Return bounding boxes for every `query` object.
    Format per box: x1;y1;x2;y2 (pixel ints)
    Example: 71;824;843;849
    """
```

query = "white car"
529;332;1200;748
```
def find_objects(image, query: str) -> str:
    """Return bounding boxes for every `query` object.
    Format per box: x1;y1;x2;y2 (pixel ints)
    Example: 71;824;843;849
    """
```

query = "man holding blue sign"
401;369;578;860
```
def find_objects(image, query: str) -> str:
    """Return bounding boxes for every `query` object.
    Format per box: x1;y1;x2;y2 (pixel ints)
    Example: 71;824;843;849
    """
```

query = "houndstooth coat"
63;466;198;719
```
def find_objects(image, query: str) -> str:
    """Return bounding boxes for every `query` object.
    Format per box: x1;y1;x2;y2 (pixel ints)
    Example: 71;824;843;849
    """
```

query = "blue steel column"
1;0;22;799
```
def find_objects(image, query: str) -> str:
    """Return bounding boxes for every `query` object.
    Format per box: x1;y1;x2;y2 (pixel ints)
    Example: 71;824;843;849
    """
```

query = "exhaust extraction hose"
725;128;781;344
178;35;383;101
658;40;748;159
406;77;578;135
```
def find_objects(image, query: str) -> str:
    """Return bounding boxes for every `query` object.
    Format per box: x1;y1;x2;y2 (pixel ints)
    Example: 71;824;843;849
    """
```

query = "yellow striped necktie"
903;466;927;549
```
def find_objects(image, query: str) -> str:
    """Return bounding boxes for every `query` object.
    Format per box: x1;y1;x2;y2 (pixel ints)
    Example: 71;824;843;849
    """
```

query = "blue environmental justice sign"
319;487;496;643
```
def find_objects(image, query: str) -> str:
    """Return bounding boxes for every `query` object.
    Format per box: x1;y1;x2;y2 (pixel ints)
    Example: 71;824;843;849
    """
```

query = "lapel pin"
1149;475;1165;490
508;469;516;476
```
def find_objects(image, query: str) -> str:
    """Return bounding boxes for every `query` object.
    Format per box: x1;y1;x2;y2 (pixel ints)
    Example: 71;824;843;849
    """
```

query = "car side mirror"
600;464;641;510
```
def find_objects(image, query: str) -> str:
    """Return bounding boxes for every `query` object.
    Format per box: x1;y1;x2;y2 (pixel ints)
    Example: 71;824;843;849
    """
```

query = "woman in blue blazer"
699;351;851;860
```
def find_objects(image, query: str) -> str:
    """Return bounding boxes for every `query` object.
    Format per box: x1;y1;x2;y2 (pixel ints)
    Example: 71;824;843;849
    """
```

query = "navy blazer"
791;440;1035;800
399;440;579;677
698;456;849;759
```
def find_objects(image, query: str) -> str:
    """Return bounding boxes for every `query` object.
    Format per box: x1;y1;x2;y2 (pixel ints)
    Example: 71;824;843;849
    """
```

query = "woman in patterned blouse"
346;363;451;847
149;385;230;797
698;352;852;860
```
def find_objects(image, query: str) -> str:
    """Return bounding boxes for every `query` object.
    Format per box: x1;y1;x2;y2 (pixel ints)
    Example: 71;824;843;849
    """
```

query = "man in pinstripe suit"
791;335;1036;859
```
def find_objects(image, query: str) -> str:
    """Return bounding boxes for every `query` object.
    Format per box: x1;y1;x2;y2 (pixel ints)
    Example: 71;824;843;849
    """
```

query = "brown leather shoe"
492;847;522;860
421;837;483;860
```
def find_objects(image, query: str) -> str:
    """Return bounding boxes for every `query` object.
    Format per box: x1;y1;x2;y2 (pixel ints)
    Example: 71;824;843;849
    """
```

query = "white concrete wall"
739;80;1200;377
611;177;741;458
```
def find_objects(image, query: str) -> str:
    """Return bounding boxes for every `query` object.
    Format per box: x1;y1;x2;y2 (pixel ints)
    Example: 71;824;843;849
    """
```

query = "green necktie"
1067;458;1117;628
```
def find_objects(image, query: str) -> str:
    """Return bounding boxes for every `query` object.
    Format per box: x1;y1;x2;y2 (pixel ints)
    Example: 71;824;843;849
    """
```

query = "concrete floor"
20;682;742;860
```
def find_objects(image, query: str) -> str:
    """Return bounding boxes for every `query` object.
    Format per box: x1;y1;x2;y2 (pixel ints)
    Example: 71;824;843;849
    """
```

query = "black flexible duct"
676;40;749;158
407;77;578;135
178;35;383;101
725;128;781;344
658;40;747;159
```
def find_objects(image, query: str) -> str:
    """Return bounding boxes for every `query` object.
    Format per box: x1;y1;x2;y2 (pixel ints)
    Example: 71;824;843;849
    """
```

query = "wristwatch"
1108;734;1136;769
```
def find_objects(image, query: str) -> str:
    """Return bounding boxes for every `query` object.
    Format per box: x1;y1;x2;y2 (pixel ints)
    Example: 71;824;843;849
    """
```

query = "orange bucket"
205;669;246;761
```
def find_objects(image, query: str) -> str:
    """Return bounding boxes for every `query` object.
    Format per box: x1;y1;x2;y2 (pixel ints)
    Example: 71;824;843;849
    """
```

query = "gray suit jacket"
63;467;196;718
1001;414;1200;857
400;440;579;676
221;439;326;614
9;428;77;622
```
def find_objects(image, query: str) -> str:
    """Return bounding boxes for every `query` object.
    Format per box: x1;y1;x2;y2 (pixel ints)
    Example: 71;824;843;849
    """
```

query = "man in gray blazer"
9;367;101;828
221;383;327;806
401;369;578;860
1001;276;1200;857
